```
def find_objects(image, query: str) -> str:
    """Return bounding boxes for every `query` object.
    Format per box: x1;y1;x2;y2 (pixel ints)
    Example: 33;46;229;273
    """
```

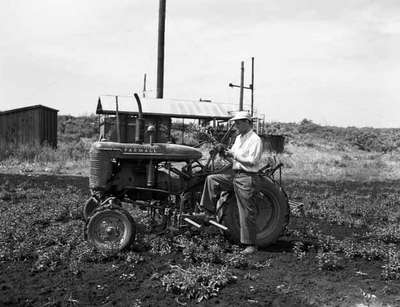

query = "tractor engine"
89;141;203;201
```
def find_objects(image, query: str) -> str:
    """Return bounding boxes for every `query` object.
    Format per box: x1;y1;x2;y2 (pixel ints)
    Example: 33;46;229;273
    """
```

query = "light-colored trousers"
200;172;260;245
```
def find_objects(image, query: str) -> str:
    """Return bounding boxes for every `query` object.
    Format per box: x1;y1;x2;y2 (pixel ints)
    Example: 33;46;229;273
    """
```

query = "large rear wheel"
87;208;136;252
217;177;289;247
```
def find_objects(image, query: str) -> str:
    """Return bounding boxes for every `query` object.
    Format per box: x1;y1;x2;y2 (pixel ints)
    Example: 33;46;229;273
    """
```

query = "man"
199;111;263;255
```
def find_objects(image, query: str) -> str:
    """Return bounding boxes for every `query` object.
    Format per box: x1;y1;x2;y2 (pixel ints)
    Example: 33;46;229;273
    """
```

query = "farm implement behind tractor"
83;94;290;252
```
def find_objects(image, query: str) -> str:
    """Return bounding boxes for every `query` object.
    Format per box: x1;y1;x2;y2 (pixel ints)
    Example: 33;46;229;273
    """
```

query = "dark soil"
1;173;400;306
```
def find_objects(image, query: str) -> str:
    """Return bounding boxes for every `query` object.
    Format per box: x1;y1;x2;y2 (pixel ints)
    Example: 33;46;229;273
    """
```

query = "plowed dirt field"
1;172;400;306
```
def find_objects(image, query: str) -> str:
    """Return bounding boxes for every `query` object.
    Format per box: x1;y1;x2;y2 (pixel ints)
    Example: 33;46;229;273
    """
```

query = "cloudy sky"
0;0;399;127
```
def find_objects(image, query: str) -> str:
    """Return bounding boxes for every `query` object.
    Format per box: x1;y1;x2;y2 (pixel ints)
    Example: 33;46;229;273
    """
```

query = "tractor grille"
89;147;113;190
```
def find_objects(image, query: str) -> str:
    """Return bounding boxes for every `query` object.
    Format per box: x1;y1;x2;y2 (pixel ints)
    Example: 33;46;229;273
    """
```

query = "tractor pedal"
182;212;214;224
180;213;227;231
182;217;202;229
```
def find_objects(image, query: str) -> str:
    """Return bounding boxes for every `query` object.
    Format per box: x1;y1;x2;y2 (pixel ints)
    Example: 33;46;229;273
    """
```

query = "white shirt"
231;130;263;172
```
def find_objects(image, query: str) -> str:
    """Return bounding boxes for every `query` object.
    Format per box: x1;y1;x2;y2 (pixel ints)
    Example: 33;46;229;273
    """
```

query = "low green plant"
369;225;400;244
381;249;400;280
293;241;306;260
174;233;227;264
161;263;236;302
316;250;344;271
149;236;173;256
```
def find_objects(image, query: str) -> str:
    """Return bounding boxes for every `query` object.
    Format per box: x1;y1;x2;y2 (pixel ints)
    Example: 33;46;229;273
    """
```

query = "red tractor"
83;94;289;252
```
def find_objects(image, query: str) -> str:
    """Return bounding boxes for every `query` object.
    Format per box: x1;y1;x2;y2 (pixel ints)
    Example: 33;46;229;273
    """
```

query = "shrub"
381;249;400;280
369;225;400;244
161;263;236;302
175;234;227;264
149;236;173;256
293;241;306;260
316;250;344;271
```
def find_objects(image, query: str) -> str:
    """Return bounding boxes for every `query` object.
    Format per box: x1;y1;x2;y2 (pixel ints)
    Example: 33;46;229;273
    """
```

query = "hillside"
58;115;99;143
265;119;400;153
58;115;400;153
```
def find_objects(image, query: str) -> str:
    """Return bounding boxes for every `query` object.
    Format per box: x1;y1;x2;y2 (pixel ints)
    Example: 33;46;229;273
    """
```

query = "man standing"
199;111;263;255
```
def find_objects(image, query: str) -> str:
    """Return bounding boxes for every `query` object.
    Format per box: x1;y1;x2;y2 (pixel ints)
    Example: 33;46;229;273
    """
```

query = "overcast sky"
0;0;399;127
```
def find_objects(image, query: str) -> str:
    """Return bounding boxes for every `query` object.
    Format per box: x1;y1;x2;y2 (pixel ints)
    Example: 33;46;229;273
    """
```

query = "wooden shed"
0;105;59;148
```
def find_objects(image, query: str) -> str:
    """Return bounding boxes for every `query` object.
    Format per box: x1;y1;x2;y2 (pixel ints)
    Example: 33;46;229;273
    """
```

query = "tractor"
83;93;290;252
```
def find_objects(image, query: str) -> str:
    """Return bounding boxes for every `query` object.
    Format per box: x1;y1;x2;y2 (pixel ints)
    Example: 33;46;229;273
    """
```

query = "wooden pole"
251;57;254;116
143;73;147;98
239;61;244;111
157;0;166;99
115;96;120;142
181;118;184;144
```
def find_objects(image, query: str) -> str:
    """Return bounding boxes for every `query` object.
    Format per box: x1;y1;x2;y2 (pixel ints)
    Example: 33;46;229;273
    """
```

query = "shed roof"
0;105;59;116
96;96;233;120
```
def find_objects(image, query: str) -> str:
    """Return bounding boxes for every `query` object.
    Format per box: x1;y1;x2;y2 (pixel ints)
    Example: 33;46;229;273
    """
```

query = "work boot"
240;245;257;255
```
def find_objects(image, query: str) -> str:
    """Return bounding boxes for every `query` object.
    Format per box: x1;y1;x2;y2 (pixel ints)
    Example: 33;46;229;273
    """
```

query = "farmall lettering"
122;145;158;154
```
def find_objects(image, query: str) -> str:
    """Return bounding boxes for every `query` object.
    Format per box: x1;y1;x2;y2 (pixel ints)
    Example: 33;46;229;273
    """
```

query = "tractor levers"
180;212;228;231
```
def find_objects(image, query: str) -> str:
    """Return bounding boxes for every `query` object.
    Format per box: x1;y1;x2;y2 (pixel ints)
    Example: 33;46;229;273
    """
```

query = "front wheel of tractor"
86;208;136;252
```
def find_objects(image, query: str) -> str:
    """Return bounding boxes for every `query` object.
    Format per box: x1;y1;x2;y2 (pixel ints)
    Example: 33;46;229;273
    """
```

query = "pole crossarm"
229;83;253;90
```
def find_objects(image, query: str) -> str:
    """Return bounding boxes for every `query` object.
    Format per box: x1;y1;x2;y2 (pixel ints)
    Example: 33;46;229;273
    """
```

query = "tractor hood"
90;141;202;161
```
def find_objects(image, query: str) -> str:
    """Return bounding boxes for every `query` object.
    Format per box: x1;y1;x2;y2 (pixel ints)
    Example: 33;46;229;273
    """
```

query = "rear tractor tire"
217;177;289;248
86;208;136;252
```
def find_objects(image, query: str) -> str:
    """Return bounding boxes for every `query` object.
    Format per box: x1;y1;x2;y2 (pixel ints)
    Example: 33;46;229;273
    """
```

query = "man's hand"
214;143;226;154
225;149;234;159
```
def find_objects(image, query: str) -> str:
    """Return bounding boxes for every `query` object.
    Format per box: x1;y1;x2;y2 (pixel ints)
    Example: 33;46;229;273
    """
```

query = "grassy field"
1;117;399;182
279;143;400;181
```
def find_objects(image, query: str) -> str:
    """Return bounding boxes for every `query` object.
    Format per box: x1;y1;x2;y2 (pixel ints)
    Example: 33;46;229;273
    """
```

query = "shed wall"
0;107;57;148
39;108;58;147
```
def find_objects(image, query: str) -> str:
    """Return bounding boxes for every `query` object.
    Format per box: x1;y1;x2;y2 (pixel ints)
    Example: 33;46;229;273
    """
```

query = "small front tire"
87;208;136;252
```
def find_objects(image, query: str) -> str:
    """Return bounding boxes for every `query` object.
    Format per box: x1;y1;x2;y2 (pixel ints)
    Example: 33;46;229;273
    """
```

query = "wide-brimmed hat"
229;111;252;122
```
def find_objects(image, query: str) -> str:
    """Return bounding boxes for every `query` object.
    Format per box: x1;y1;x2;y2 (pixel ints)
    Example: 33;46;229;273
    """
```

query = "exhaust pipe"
134;93;145;144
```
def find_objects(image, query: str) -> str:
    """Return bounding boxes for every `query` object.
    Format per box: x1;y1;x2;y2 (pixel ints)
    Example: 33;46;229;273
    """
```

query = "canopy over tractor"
96;95;233;144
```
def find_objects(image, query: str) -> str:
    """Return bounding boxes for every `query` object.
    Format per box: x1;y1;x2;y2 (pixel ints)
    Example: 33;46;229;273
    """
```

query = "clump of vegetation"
316;250;344;271
293;241;306;260
161;263;236;302
381;249;400;280
176;234;227;264
149;236;174;256
370;225;400;244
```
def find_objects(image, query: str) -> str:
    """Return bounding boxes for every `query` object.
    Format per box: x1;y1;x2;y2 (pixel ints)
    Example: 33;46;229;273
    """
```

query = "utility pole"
229;58;254;112
115;96;120;142
156;0;166;99
239;61;244;111
250;57;254;116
